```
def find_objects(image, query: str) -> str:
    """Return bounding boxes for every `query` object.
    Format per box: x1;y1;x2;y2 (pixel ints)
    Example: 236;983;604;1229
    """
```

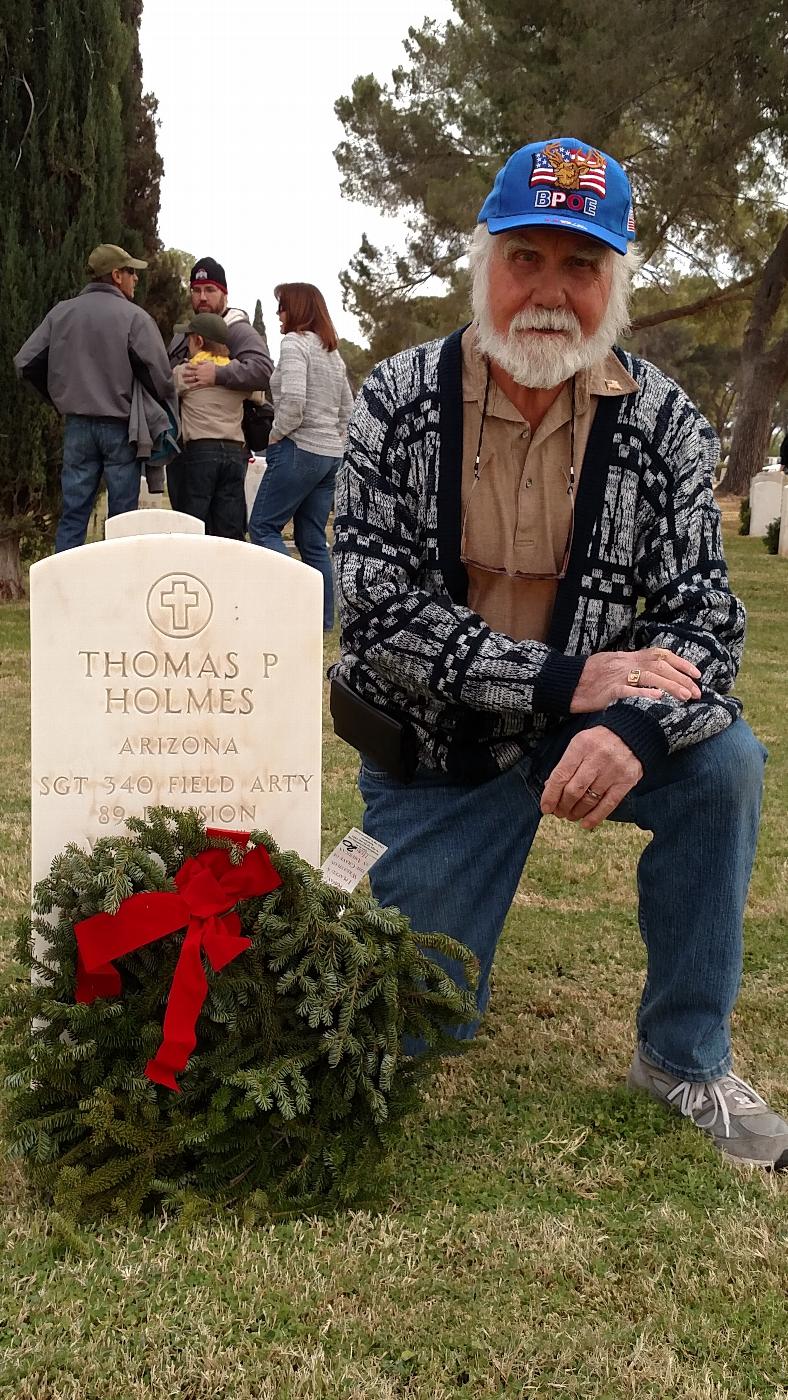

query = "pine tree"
337;338;374;394
144;247;194;342
2;810;478;1224
335;0;788;492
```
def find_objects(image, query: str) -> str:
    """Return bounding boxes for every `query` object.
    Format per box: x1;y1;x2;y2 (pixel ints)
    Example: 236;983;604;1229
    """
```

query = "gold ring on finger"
586;788;602;801
627;668;641;685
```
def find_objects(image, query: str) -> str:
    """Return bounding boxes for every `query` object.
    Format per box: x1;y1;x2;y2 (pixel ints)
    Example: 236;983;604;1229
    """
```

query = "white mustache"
510;308;581;334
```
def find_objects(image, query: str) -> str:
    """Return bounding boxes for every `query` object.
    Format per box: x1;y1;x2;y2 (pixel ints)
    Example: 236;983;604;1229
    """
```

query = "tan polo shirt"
461;325;637;641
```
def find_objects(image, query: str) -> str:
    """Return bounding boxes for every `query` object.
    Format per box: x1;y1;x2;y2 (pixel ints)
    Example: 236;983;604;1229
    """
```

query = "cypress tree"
253;298;267;339
117;0;183;341
0;0;170;594
118;0;162;259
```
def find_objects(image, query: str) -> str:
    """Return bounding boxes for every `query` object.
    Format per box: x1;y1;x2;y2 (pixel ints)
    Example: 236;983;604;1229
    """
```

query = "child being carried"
168;312;249;538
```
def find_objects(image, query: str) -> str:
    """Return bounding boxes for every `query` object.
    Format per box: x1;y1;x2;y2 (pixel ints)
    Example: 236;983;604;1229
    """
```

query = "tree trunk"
722;357;785;496
0;531;26;601
721;222;788;497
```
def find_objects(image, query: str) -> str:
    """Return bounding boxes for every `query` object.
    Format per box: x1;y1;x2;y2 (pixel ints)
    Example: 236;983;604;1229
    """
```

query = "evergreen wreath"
2;808;477;1224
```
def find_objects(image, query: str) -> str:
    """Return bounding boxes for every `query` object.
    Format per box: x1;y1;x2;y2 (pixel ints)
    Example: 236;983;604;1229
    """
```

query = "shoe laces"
666;1073;766;1139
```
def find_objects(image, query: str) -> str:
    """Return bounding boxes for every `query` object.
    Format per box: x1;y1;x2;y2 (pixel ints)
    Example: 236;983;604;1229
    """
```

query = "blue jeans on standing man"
360;716;767;1082
248;437;340;630
57;415;141;551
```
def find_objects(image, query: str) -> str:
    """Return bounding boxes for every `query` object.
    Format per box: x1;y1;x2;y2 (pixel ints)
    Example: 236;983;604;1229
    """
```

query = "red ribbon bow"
74;831;282;1091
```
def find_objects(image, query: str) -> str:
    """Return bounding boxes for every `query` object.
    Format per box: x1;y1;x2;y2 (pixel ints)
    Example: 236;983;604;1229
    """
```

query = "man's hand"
183;362;216;388
540;726;643;830
570;646;701;713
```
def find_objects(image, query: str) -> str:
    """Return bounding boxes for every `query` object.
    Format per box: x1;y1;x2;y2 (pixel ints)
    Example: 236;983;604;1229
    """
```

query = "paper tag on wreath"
321;828;387;892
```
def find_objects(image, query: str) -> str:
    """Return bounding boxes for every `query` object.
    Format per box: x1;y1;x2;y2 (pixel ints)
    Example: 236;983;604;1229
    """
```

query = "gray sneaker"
627;1050;788;1169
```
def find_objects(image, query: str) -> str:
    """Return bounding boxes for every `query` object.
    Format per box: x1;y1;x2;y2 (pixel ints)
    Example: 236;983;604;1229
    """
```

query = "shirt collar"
586;349;638;400
80;283;126;299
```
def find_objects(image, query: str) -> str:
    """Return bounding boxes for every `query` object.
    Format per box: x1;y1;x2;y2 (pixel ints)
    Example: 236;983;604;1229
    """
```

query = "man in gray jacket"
14;244;175;550
167;256;273;533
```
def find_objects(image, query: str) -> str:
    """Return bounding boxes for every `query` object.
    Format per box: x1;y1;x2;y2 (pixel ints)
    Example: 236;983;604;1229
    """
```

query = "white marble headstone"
749;471;785;538
30;534;324;898
105;508;204;539
779;481;788;558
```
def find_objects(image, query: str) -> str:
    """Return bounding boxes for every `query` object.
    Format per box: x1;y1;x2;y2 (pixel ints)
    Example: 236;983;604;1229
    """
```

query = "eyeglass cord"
474;361;576;495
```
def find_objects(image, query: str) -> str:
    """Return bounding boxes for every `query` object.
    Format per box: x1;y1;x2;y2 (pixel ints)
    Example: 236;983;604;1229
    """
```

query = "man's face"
190;282;227;315
112;266;139;302
487;226;612;342
477;226;620;389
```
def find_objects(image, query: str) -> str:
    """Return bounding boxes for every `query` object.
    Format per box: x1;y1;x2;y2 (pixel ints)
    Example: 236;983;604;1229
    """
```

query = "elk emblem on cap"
542;142;606;191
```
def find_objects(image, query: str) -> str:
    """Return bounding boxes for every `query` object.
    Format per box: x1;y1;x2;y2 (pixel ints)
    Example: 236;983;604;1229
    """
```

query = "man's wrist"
586;704;669;773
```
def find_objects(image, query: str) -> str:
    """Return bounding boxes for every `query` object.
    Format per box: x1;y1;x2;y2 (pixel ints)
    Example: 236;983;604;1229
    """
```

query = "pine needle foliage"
1;808;477;1224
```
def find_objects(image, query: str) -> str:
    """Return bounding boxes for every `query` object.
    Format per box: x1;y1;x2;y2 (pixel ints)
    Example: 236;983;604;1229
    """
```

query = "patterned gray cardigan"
331;328;745;783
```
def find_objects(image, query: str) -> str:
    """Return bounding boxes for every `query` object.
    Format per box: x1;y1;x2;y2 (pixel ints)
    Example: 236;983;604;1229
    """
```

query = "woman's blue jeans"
360;717;767;1081
248;438;339;630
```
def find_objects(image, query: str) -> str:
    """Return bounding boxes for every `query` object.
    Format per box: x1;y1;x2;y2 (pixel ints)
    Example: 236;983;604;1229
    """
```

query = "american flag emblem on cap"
627;206;636;234
530;143;607;197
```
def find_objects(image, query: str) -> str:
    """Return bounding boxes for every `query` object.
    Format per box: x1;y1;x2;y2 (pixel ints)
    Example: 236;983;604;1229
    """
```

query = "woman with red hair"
249;283;354;631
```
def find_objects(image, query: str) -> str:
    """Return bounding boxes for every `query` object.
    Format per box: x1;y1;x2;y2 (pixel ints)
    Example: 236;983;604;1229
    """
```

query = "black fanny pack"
329;677;417;782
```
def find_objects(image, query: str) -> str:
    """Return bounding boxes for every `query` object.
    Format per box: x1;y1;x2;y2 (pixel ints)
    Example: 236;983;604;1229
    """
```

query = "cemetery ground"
0;527;786;1400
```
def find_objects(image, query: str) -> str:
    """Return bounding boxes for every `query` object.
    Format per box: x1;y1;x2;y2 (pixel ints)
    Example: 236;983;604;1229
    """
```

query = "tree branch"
630;277;755;331
13;75;35;172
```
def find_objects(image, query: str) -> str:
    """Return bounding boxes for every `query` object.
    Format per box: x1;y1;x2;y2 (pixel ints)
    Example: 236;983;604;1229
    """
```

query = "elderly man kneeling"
330;137;787;1170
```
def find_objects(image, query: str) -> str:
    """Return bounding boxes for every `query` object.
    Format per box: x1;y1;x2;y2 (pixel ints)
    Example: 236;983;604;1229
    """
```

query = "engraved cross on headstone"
161;578;199;631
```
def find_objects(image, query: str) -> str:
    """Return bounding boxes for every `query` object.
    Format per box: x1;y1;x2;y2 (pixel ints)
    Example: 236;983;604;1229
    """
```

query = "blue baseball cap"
478;138;636;255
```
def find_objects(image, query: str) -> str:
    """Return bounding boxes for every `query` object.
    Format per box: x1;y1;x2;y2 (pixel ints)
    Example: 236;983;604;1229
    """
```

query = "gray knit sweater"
331;328;745;783
271;331;354;456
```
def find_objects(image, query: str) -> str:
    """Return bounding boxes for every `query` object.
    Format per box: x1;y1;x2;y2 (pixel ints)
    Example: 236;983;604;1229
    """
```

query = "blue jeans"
248;438;339;630
57;415;141;551
360;718;767;1081
166;438;247;539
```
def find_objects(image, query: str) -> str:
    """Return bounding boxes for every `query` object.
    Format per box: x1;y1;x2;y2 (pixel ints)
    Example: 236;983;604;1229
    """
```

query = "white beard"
475;304;620;389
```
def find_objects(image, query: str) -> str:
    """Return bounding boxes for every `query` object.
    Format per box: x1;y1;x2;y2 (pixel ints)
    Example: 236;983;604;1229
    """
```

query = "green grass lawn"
1;532;787;1399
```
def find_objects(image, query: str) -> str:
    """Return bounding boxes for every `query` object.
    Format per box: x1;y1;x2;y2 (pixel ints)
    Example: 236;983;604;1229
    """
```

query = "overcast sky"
139;0;455;352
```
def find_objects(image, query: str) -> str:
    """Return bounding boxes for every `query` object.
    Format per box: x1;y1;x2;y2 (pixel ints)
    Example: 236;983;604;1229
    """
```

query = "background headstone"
30;534;324;910
105;508;204;539
779;480;788;558
245;455;266;522
137;477;163;510
749;470;784;537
